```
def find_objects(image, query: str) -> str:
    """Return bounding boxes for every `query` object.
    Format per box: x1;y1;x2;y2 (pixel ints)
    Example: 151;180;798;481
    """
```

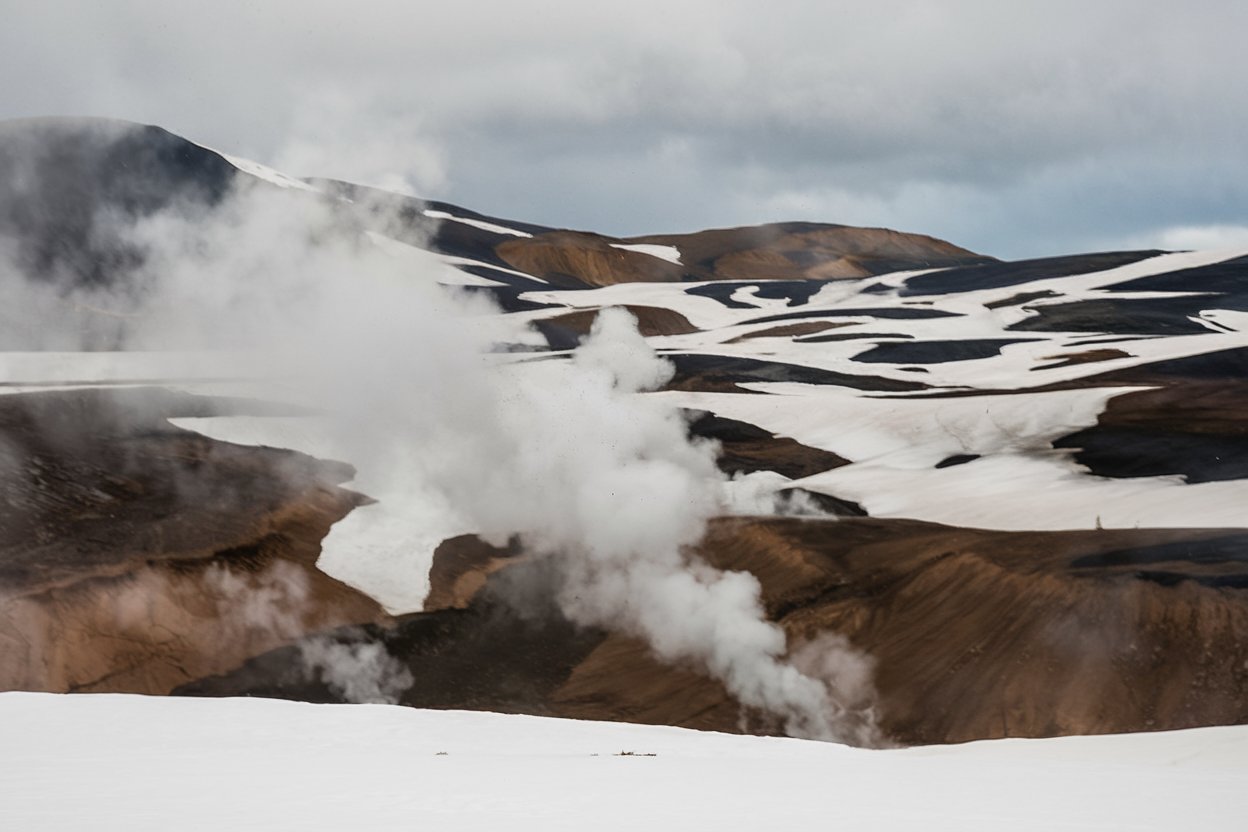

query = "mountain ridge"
2;116;1248;746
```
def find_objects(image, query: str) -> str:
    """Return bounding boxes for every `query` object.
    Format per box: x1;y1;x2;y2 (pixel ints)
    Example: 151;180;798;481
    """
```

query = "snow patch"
423;209;533;238
167;414;458;614
610;242;683;265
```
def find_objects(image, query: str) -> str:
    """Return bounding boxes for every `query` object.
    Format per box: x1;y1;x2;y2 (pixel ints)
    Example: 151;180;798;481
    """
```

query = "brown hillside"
179;516;1248;747
497;231;686;287
518;518;1248;744
495;223;989;288
0;388;387;694
633;222;990;281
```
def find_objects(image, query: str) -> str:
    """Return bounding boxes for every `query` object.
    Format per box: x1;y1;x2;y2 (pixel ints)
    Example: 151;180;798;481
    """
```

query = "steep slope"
180;517;1248;744
0;387;387;694
0;117;238;291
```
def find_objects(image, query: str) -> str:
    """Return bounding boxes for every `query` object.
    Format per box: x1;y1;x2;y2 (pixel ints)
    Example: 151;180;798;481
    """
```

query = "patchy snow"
1;693;1242;831
657;384;1248;531
423;209;533;238
9;239;1248;592
659;386;1134;468
610;242;683;265
522;281;743;330
728;285;791;311
511;245;1248;393
985;247;1248;305
794;451;1248;531
864;266;954;290
640;276;1248;391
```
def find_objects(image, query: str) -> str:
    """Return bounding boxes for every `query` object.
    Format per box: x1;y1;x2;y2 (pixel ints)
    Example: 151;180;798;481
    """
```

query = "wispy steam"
410;308;876;741
299;632;414;705
0;124;879;742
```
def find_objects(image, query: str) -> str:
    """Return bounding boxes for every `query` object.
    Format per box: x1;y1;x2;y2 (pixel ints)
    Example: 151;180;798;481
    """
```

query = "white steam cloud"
299;634;415;705
0;131;880;743
433;309;879;742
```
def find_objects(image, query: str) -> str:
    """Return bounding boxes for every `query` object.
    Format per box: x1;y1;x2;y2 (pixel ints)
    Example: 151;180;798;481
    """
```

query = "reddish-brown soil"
179;517;1248;746
537;305;699;338
495;224;988;287
8;389;1248;748
695;518;1248;744
0;388;387;694
497;232;686;287
633;223;988;281
423;534;522;611
549;519;1248;743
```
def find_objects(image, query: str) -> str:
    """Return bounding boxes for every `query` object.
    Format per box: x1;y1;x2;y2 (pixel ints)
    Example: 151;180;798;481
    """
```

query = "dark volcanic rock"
852;338;1038;364
684;410;848;480
684;280;827;310
533;305;699;350
900;250;1164;296
1010;295;1247;336
794;331;914;343
741;306;961;325
171;517;1248;745
1104;254;1248;294
0;118;237;289
178;561;606;717
1053;383;1248;484
664;353;928;393
935;453;980;468
7;117;1248;752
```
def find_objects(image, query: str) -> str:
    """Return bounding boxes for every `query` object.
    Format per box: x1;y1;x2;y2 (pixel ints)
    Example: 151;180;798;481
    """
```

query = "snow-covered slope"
1;692;1242;831
4;118;1248;748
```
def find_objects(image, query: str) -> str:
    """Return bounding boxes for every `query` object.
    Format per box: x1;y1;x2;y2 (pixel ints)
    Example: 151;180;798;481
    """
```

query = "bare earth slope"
0;388;386;694
179;518;1248;744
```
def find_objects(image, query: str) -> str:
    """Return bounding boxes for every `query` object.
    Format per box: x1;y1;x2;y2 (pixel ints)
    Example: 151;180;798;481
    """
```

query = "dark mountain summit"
0;118;237;287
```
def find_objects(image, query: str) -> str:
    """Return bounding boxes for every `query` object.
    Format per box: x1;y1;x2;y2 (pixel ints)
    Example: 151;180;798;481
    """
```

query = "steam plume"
0;127;879;742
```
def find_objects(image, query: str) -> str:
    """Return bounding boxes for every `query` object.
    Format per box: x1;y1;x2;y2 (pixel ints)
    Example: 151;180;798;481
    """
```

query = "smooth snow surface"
1;693;1242;831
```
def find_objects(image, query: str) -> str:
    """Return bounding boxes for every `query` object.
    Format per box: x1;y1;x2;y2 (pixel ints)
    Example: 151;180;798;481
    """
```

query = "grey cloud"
2;0;1246;257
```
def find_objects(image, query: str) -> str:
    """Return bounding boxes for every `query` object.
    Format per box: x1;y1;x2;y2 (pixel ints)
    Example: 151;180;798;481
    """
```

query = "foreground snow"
1;693;1241;830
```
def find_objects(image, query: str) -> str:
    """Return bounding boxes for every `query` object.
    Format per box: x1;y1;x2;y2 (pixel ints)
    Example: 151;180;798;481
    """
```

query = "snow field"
1;693;1241;832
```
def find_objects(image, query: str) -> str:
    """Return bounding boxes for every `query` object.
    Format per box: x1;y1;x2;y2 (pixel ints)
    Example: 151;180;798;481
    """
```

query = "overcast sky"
2;0;1246;258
